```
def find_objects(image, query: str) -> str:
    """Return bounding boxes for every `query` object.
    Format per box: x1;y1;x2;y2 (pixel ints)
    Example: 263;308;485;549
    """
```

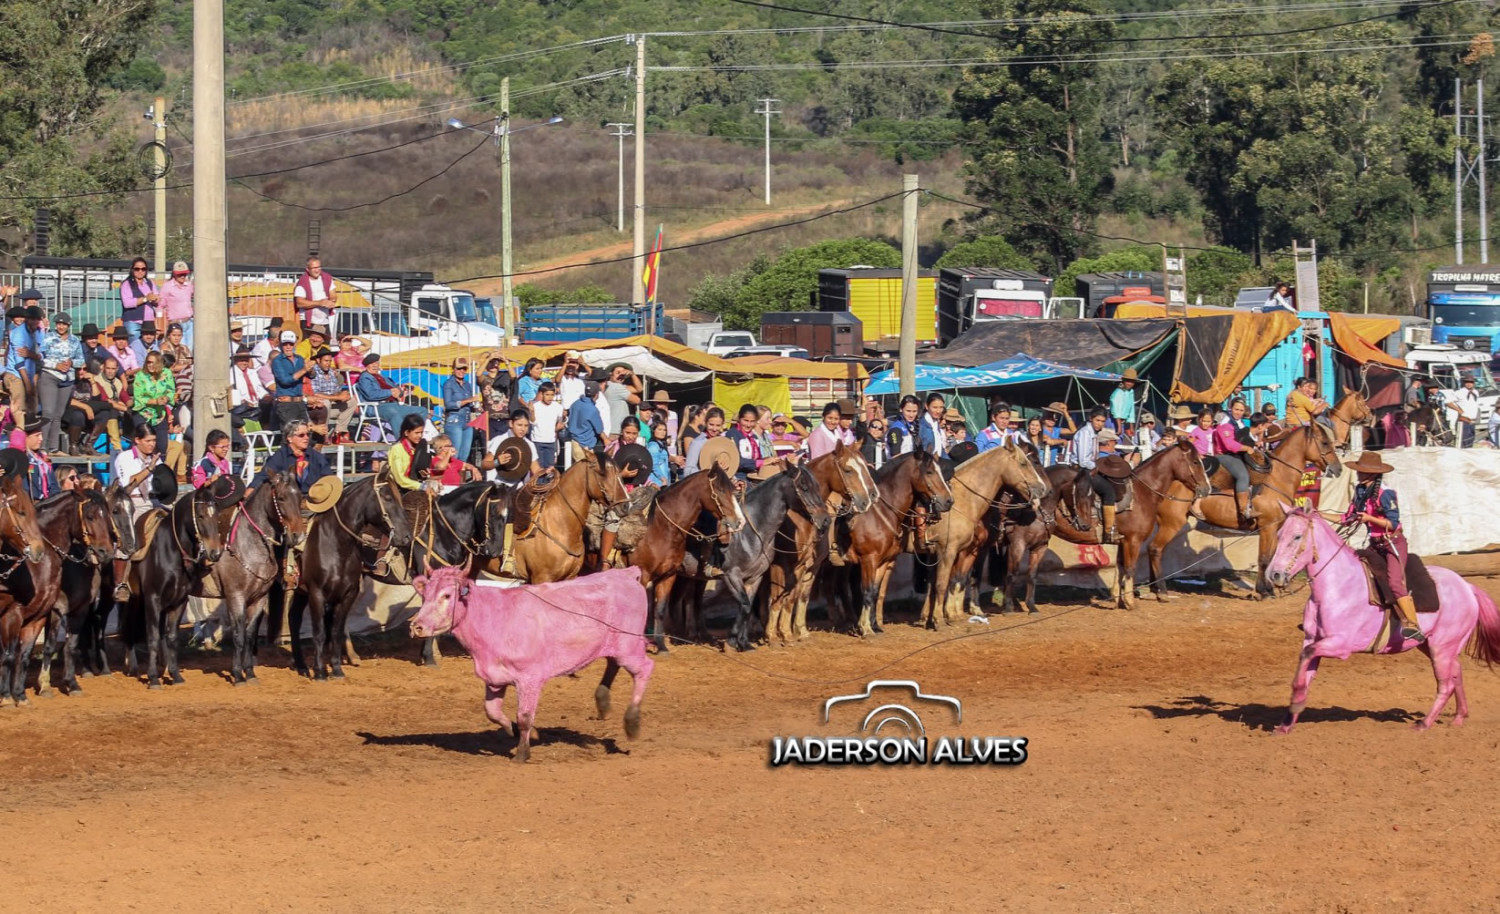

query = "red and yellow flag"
642;224;663;304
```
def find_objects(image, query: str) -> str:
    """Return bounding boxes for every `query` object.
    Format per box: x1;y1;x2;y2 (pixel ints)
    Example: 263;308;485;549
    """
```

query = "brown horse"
1153;422;1342;600
1112;439;1214;610
994;464;1101;615
923;441;1050;628
1325;387;1374;447
0;472;59;705
826;449;953;636
481;449;627;583
626;466;746;651
770;441;877;643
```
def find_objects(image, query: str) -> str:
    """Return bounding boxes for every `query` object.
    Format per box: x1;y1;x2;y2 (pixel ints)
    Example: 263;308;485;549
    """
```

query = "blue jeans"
376;401;427;437
123;321;141;342
177;319;193;349
443;413;474;463
534;441;557;469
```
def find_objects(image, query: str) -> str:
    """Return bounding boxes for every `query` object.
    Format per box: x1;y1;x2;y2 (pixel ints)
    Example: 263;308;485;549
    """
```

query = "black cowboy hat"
149;465;179;504
111;326;130;340
947;440;979;465
22;417;43;436
24;305;43;320
207;473;246;508
81;322;100;339
5;307;25;320
0;448;27;480
491;437;532;484
233;345;255;359
139;320;158;334
612;442;652;479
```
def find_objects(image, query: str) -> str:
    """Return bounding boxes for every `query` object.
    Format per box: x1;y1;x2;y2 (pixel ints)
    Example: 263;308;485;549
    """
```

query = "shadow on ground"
1135;694;1416;731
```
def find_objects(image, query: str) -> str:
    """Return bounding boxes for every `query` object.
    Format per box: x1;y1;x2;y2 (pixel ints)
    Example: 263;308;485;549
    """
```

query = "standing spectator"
755;405;777;457
975;402;1021;452
1134;411;1161;461
306;348;354;443
530;380;564;469
678;404;705;456
864;397;884;426
921;393;950;457
1447;375;1482;448
161;325;193;420
860;414;888;469
945;408;969;445
1071;408;1107;469
229;346;269;443
649;389;678;441
769;413;802;458
0;304;34;430
356;352;426;436
442;358;481;462
293;256;337;333
89;357;131;451
1167;403;1196;440
269;330;312;431
603;362;642;433
1109;368;1140;437
191;429;233;489
683;407;727;474
157;261;194;347
1284;376;1326;427
129;320;161;369
1021;417;1050;463
132;351;176;446
806;401;853;459
118;257;158;340
554;351;586;408
36;312;84;455
515;358;545;410
645;418;675;485
564;380;606;461
726;403;770;480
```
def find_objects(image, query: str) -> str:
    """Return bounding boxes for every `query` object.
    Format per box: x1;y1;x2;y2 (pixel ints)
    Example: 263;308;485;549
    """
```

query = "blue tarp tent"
865;353;1119;395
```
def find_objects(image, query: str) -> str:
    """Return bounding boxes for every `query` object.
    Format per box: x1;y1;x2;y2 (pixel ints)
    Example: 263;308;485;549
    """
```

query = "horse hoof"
1027;606;1040;615
77;670;93;679
511;748;530;764
245;674;259;684
34;688;53;700
147;681;161;691
314;672;328;682
330;669;346;680
232;678;249;688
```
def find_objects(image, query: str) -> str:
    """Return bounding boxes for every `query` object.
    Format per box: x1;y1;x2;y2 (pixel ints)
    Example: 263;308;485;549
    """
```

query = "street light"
447;95;564;345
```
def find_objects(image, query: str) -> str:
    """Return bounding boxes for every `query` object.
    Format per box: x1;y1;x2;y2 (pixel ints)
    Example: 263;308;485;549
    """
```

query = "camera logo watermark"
769;680;1027;767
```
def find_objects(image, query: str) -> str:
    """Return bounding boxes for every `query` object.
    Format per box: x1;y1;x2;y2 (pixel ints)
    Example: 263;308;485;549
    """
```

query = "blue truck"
515;302;666;344
1426;266;1500;352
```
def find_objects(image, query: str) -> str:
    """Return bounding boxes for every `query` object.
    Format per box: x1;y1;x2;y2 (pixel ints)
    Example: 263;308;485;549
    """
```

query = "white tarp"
579;345;711;385
1331;446;1500;556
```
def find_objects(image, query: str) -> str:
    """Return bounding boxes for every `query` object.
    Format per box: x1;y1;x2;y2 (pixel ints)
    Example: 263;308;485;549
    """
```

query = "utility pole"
1480;77;1489;264
755;97;780;206
1456;78;1465;264
606;122;632;233
631;34;647;315
499;77;515;344
899;174;918;398
152;96;167;278
192;0;230;462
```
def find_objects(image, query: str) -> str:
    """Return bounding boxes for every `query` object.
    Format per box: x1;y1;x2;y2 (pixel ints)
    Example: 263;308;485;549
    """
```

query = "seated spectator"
295;324;329;362
129;320;161;370
229;345;269;445
89;356;131;451
306;348;354;443
107;326;139;375
355;352;426;437
132;351;176;446
191;429;233;489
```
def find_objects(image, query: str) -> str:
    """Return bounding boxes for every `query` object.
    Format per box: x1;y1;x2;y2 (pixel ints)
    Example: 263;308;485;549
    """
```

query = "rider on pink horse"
1339;451;1422;644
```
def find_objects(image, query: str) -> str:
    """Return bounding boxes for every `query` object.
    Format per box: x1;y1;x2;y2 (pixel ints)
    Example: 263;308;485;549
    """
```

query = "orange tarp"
1328;313;1404;368
226;279;370;325
1170;310;1302;402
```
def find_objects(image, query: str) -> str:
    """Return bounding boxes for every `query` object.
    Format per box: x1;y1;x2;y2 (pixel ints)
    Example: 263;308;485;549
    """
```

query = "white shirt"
922;413;949;456
531;399;563;444
112;446;161;512
486;432;536;485
558;374;585;409
1449;387;1481;422
251;337;275;369
231;363;268;408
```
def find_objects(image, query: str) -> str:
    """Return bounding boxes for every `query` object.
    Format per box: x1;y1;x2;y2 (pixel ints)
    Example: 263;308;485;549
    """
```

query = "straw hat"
1120;368;1139;381
1045;401;1070;415
1344;452;1394;475
698;436;739;474
1097;428;1119;442
943;407;965;424
651;389;674;405
491;438;532;484
1167;404;1195;422
305;475;343;513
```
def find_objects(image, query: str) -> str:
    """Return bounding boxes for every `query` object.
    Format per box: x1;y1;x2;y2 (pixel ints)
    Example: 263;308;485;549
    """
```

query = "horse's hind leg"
224;596;247;685
244;597;267;682
164;604;187;685
35;614;60;697
1418;647;1461;731
1024;545;1045;615
288;590;310;676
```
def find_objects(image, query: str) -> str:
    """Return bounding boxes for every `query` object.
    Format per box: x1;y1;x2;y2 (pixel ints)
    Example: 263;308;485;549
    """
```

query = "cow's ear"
412;575;427;596
1279;502;1295;517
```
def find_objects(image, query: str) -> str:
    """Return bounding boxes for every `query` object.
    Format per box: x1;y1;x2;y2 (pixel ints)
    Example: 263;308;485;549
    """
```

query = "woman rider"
1339;451;1423;643
1213;398;1258;523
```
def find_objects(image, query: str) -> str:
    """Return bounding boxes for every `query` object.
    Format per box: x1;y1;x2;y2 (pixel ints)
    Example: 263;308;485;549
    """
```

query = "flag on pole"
642;224;663;304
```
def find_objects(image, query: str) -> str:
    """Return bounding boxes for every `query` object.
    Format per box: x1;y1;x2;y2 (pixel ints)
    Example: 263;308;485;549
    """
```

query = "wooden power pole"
899;174;918;398
192;0;230;461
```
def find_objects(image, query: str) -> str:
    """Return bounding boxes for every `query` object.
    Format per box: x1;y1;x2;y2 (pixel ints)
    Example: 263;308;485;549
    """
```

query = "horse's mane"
874;450;917;481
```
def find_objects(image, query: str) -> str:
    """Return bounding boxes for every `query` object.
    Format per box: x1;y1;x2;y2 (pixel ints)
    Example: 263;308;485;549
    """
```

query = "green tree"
1187;247;1254;306
953;0;1116;271
724;238;899;330
935;236;1034;270
1054;245;1158;298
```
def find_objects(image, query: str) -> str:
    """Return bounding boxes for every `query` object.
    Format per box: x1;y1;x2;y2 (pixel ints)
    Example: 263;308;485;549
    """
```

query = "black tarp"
937;318;1178;369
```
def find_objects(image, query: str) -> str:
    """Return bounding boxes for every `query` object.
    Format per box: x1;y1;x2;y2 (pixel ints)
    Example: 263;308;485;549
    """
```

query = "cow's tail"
1466;585;1500;668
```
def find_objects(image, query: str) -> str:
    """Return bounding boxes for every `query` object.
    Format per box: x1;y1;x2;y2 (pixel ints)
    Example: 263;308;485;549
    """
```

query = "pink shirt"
1188;426;1214;457
806;423;854;460
1212;421;1248;454
157;278;194;322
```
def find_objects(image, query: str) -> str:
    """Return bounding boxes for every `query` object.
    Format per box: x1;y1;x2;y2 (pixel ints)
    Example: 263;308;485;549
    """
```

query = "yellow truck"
817;268;937;353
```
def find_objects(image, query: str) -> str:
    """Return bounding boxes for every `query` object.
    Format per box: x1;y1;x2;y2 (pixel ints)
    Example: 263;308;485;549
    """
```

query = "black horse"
120;484;230;689
74;484;138;677
724;464;831;651
289;470;414;680
34;488;115;695
403;481;513;665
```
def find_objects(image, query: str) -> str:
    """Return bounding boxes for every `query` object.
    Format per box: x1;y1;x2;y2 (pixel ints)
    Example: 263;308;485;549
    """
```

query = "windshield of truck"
1425;361;1497;393
974;296;1044;319
451;293;478;323
716;333;754;348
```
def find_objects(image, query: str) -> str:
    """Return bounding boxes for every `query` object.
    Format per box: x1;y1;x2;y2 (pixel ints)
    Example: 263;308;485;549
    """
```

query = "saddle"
511;471;558;539
613;488;658;555
1093;455;1134;514
1356;547;1440;615
130;508;169;562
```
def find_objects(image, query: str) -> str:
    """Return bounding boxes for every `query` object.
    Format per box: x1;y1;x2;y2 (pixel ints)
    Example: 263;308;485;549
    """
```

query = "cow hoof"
594;685;612;719
624;706;641;739
512;748;530;764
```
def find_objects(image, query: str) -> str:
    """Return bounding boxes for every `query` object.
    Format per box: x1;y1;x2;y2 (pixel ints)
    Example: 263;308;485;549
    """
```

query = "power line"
231;134;491;213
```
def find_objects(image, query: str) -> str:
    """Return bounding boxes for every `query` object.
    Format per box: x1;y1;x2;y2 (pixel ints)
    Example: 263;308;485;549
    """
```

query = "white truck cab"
706;330;757;356
1407;344;1498;425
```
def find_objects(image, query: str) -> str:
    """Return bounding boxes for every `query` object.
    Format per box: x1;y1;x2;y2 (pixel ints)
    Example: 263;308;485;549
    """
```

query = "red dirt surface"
4;567;1500;911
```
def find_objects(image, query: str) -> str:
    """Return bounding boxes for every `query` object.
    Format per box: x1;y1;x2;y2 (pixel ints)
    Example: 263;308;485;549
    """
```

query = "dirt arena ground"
5;563;1500;912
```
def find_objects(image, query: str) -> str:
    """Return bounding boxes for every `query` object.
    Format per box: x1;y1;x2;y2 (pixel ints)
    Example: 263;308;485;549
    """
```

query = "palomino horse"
0;471;68;704
120;485;230;689
825;449;953;637
289;470;414;680
625;465;746;651
200;473;308;685
771;441;878;643
481;449;627;583
1266;507;1500;731
994;464;1101;615
723;463;830;650
34;488;115;696
1112;439;1214;610
923;441;1049;628
1154;423;1342;600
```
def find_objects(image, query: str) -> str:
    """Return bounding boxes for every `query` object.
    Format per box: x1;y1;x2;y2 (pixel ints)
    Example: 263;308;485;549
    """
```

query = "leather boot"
1102;505;1120;544
106;417;121;452
1394;595;1425;643
499;522;516;577
1235;491;1257;523
113;558;132;602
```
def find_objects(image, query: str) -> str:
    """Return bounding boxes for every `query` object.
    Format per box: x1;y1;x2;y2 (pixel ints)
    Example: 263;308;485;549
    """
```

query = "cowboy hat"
697;436;739;474
1097;427;1119;442
612;442;652;479
150;465;180;504
1167;404;1195;421
0;448;27;480
1139;411;1159;425
1344;451;1394;475
748;460;784;481
304;475;343;513
207;473;246;509
943;407;965;424
947;440;979;465
650;389;674;405
1120;368;1139;381
836;398;858;416
1044;401;1070;415
491;437;532;484
22;417;43;436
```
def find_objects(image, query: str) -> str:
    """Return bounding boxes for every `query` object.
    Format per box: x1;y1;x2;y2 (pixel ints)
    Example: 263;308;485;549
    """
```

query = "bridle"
0;487;36;558
330;474;405;551
170;494;218;569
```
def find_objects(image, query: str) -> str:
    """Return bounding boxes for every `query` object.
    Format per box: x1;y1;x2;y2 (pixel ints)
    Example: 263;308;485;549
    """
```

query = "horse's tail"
118;593;144;649
1465;584;1500;668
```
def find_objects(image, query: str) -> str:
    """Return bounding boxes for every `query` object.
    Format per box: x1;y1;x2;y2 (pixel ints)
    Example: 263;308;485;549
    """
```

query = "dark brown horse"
626;466;746;651
994;464;1100;615
289;470;414;679
722;462;830;650
199;473;308;685
480;448;627;583
34;488;115;695
1154;422;1342;599
74;484;137;678
825;449;953;637
0;471;60;705
1112;439;1214;610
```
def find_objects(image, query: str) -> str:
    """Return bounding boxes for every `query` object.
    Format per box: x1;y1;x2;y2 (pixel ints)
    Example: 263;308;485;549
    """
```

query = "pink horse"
1266;506;1500;732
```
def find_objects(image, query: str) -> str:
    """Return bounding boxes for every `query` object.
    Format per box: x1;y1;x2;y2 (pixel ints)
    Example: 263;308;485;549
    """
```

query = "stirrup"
113;581;131;602
1400;624;1426;643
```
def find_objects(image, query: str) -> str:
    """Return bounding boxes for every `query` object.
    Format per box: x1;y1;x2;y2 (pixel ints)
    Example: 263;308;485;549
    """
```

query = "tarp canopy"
974;353;1124;383
713;376;793;419
436;334;868;381
1329;312;1405;368
864;353;1121;395
938;318;1178;369
1172;311;1301;402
